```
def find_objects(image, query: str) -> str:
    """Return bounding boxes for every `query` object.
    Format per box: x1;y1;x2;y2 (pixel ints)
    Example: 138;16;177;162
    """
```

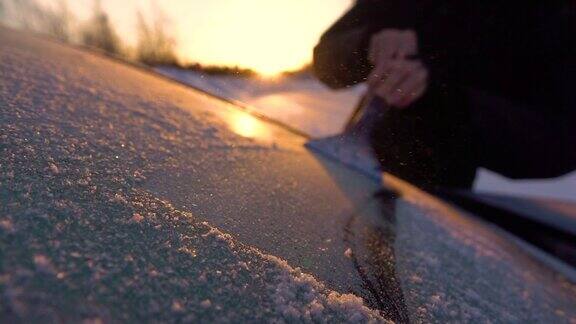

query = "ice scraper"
305;91;386;181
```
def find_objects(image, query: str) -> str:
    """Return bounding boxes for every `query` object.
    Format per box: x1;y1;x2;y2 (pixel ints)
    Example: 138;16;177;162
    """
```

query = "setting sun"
174;0;352;75
29;0;353;76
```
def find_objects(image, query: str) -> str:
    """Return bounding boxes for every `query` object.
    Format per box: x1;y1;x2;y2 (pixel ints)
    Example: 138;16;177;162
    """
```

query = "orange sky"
42;0;353;75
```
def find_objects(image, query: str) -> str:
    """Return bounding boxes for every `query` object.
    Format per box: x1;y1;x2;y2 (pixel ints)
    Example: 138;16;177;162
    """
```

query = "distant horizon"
1;0;352;76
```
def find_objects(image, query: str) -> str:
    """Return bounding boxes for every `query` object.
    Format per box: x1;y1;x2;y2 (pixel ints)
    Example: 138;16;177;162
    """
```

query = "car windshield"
1;1;575;322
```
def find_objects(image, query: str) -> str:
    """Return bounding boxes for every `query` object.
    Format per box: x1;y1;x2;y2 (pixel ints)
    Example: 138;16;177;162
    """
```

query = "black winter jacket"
314;0;576;179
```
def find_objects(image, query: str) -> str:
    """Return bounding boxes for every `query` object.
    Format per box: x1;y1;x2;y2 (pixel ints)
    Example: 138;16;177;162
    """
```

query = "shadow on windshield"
343;190;410;323
309;151;410;322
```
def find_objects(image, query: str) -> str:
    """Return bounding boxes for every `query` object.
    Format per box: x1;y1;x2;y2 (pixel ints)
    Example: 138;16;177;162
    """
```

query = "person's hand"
368;29;418;65
368;58;429;108
367;29;427;108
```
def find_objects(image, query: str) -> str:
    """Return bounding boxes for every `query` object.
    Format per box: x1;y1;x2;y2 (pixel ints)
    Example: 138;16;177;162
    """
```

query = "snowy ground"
157;67;576;202
155;67;366;137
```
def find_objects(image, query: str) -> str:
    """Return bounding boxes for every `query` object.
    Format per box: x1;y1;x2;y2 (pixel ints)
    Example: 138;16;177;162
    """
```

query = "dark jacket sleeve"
469;87;576;179
317;1;576;179
470;4;576;179
313;0;416;89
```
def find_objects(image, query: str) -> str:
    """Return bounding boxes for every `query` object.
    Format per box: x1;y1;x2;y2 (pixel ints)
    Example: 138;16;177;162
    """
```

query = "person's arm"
472;5;576;179
313;0;416;89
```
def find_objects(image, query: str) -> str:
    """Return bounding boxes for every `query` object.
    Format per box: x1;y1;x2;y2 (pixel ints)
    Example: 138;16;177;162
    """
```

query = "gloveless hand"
369;29;418;64
368;29;429;108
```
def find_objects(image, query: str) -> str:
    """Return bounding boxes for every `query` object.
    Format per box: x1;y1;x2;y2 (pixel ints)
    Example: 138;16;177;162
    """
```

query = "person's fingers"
373;84;391;103
371;29;417;64
387;66;428;106
369;32;387;64
397;30;418;59
397;82;428;108
367;60;391;89
373;76;407;104
376;60;415;99
370;29;401;65
378;30;400;61
372;60;428;108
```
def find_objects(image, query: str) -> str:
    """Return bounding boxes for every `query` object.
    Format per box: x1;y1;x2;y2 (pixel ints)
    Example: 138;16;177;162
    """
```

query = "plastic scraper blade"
305;94;385;181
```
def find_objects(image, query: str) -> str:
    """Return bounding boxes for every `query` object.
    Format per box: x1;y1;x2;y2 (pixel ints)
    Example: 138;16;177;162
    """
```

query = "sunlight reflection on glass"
227;110;270;140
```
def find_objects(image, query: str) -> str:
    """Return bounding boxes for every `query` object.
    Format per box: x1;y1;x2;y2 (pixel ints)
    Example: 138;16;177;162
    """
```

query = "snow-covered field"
156;66;366;137
157;67;576;202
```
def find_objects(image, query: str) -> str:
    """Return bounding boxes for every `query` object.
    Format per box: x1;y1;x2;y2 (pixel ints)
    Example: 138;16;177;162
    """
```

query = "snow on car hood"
0;36;389;322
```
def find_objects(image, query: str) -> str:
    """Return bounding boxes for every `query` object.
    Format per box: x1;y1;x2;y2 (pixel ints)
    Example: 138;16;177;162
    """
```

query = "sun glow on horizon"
174;0;353;75
10;0;353;76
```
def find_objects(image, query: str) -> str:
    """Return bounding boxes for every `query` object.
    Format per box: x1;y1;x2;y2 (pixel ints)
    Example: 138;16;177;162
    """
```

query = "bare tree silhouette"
0;0;270;75
2;0;74;41
80;0;120;54
135;4;177;66
41;0;72;41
